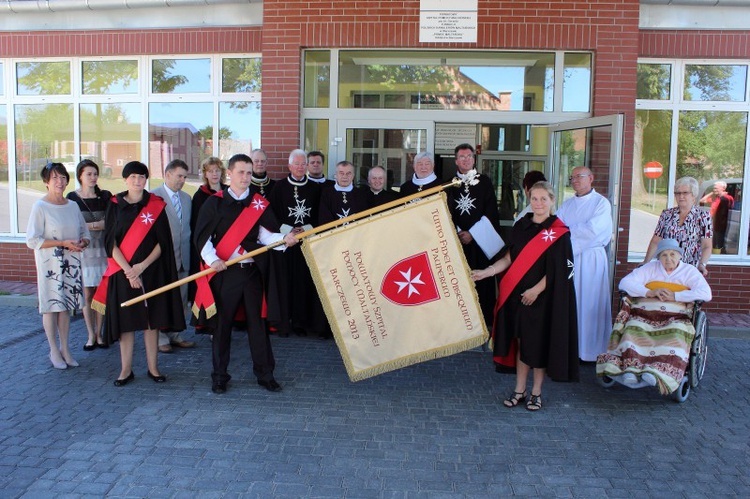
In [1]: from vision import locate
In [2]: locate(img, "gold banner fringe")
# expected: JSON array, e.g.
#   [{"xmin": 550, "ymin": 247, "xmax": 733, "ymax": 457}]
[
  {"xmin": 90, "ymin": 300, "xmax": 106, "ymax": 316},
  {"xmin": 302, "ymin": 193, "xmax": 489, "ymax": 382}
]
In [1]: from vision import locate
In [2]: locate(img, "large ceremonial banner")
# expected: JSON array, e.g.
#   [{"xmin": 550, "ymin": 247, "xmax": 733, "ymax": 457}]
[{"xmin": 302, "ymin": 193, "xmax": 488, "ymax": 381}]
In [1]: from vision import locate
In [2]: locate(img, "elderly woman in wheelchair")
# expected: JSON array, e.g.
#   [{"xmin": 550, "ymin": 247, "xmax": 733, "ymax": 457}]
[{"xmin": 596, "ymin": 239, "xmax": 711, "ymax": 399}]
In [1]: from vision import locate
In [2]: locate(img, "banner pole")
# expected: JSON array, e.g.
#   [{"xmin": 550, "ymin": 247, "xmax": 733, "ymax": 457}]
[{"xmin": 121, "ymin": 177, "xmax": 463, "ymax": 308}]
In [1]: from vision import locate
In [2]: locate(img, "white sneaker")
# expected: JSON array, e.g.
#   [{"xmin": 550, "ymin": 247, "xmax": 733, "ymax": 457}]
[
  {"xmin": 621, "ymin": 372, "xmax": 638, "ymax": 384},
  {"xmin": 641, "ymin": 372, "xmax": 657, "ymax": 386}
]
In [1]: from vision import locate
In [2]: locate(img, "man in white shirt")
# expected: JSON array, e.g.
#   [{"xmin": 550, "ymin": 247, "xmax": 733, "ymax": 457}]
[{"xmin": 193, "ymin": 154, "xmax": 298, "ymax": 394}]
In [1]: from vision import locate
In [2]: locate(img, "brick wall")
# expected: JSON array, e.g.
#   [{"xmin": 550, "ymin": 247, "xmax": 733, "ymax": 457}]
[
  {"xmin": 0, "ymin": 28, "xmax": 262, "ymax": 57},
  {"xmin": 262, "ymin": 0, "xmax": 639, "ymax": 180},
  {"xmin": 0, "ymin": 243, "xmax": 36, "ymax": 282}
]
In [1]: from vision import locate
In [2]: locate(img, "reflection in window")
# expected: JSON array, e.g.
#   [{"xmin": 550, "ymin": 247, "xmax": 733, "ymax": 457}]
[
  {"xmin": 304, "ymin": 120, "xmax": 329, "ymax": 165},
  {"xmin": 218, "ymin": 102, "xmax": 260, "ymax": 160},
  {"xmin": 563, "ymin": 53, "xmax": 591, "ymax": 112},
  {"xmin": 0, "ymin": 105, "xmax": 8, "ymax": 232},
  {"xmin": 628, "ymin": 109, "xmax": 673, "ymax": 254},
  {"xmin": 80, "ymin": 103, "xmax": 142, "ymax": 193},
  {"xmin": 303, "ymin": 51, "xmax": 331, "ymax": 108},
  {"xmin": 481, "ymin": 125, "xmax": 531, "ymax": 152},
  {"xmin": 17, "ymin": 62, "xmax": 71, "ymax": 96},
  {"xmin": 338, "ymin": 50, "xmax": 555, "ymax": 111},
  {"xmin": 684, "ymin": 65, "xmax": 748, "ymax": 102},
  {"xmin": 152, "ymin": 59, "xmax": 211, "ymax": 94},
  {"xmin": 678, "ymin": 110, "xmax": 747, "ymax": 255},
  {"xmin": 149, "ymin": 103, "xmax": 212, "ymax": 181},
  {"xmin": 222, "ymin": 58, "xmax": 261, "ymax": 93},
  {"xmin": 82, "ymin": 60, "xmax": 138, "ymax": 94},
  {"xmin": 346, "ymin": 128, "xmax": 426, "ymax": 189},
  {"xmin": 637, "ymin": 63, "xmax": 672, "ymax": 100},
  {"xmin": 15, "ymin": 103, "xmax": 74, "ymax": 230}
]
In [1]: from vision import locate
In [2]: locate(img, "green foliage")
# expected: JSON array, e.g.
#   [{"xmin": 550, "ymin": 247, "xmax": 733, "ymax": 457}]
[{"xmin": 152, "ymin": 60, "xmax": 188, "ymax": 93}]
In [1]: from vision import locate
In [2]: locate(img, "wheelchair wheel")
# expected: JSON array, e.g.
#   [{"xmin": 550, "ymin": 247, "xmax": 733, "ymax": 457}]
[
  {"xmin": 689, "ymin": 310, "xmax": 709, "ymax": 389},
  {"xmin": 597, "ymin": 375, "xmax": 616, "ymax": 388},
  {"xmin": 673, "ymin": 376, "xmax": 690, "ymax": 403}
]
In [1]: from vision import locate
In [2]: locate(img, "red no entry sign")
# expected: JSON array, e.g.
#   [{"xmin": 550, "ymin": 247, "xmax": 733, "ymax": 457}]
[{"xmin": 644, "ymin": 161, "xmax": 663, "ymax": 179}]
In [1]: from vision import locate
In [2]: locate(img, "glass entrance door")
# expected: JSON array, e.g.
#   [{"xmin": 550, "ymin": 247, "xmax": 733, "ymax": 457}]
[
  {"xmin": 478, "ymin": 156, "xmax": 545, "ymax": 242},
  {"xmin": 336, "ymin": 121, "xmax": 432, "ymax": 190},
  {"xmin": 547, "ymin": 114, "xmax": 625, "ymax": 281}
]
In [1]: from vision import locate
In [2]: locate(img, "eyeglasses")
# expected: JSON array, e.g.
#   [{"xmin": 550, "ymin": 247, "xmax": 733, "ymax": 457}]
[
  {"xmin": 568, "ymin": 173, "xmax": 590, "ymax": 181},
  {"xmin": 456, "ymin": 155, "xmax": 474, "ymax": 160},
  {"xmin": 674, "ymin": 191, "xmax": 693, "ymax": 196}
]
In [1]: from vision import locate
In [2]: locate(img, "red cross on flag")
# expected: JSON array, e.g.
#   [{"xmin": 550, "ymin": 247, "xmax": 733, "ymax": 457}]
[{"xmin": 302, "ymin": 193, "xmax": 488, "ymax": 381}]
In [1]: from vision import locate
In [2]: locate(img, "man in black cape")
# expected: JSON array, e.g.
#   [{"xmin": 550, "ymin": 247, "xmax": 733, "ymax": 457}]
[
  {"xmin": 319, "ymin": 160, "xmax": 367, "ymax": 225},
  {"xmin": 447, "ymin": 143, "xmax": 504, "ymax": 329},
  {"xmin": 194, "ymin": 153, "xmax": 298, "ymax": 394},
  {"xmin": 267, "ymin": 149, "xmax": 326, "ymax": 337}
]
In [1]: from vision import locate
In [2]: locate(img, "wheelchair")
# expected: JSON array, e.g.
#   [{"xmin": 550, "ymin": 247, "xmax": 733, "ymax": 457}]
[{"xmin": 597, "ymin": 293, "xmax": 709, "ymax": 403}]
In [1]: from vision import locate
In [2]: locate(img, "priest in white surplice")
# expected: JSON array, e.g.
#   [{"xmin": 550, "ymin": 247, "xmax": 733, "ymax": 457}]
[{"xmin": 556, "ymin": 167, "xmax": 612, "ymax": 361}]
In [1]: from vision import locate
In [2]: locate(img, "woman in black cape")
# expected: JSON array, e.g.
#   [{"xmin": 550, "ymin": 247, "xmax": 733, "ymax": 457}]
[
  {"xmin": 472, "ymin": 181, "xmax": 578, "ymax": 411},
  {"xmin": 100, "ymin": 161, "xmax": 186, "ymax": 386}
]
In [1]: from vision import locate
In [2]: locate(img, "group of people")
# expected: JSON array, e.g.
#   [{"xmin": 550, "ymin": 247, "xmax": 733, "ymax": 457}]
[{"xmin": 26, "ymin": 150, "xmax": 712, "ymax": 405}]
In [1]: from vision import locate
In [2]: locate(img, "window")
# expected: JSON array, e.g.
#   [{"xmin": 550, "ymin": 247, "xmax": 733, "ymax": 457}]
[
  {"xmin": 222, "ymin": 58, "xmax": 261, "ymax": 93},
  {"xmin": 303, "ymin": 51, "xmax": 330, "ymax": 108},
  {"xmin": 336, "ymin": 50, "xmax": 555, "ymax": 111},
  {"xmin": 82, "ymin": 60, "xmax": 138, "ymax": 94},
  {"xmin": 17, "ymin": 61, "xmax": 71, "ymax": 95},
  {"xmin": 637, "ymin": 63, "xmax": 672, "ymax": 100},
  {"xmin": 684, "ymin": 65, "xmax": 747, "ymax": 102},
  {"xmin": 152, "ymin": 58, "xmax": 211, "ymax": 94},
  {"xmin": 14, "ymin": 103, "xmax": 75, "ymax": 229},
  {"xmin": 0, "ymin": 105, "xmax": 8, "ymax": 233},
  {"xmin": 563, "ymin": 53, "xmax": 592, "ymax": 112},
  {"xmin": 633, "ymin": 60, "xmax": 750, "ymax": 261},
  {"xmin": 0, "ymin": 54, "xmax": 262, "ymax": 236}
]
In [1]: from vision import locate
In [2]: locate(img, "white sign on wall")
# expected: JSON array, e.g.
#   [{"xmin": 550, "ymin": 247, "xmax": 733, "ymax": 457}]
[
  {"xmin": 435, "ymin": 124, "xmax": 477, "ymax": 151},
  {"xmin": 420, "ymin": 0, "xmax": 478, "ymax": 43}
]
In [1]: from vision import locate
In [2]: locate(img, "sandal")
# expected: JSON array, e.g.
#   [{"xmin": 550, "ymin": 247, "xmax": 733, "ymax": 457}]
[
  {"xmin": 503, "ymin": 390, "xmax": 527, "ymax": 408},
  {"xmin": 526, "ymin": 393, "xmax": 542, "ymax": 411}
]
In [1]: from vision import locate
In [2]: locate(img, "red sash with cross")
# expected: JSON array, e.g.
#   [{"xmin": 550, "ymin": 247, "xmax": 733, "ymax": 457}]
[
  {"xmin": 192, "ymin": 192, "xmax": 269, "ymax": 319},
  {"xmin": 91, "ymin": 194, "xmax": 166, "ymax": 314},
  {"xmin": 492, "ymin": 218, "xmax": 569, "ymax": 367}
]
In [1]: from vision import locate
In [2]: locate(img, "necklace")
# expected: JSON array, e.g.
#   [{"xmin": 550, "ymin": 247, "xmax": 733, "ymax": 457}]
[
  {"xmin": 288, "ymin": 175, "xmax": 308, "ymax": 200},
  {"xmin": 251, "ymin": 175, "xmax": 271, "ymax": 196}
]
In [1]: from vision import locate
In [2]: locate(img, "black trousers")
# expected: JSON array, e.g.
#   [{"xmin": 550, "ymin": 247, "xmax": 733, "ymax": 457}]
[{"xmin": 210, "ymin": 264, "xmax": 275, "ymax": 384}]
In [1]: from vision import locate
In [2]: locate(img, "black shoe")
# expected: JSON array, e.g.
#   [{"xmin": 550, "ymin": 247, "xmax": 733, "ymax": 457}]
[
  {"xmin": 147, "ymin": 371, "xmax": 167, "ymax": 383},
  {"xmin": 257, "ymin": 379, "xmax": 282, "ymax": 392},
  {"xmin": 212, "ymin": 382, "xmax": 227, "ymax": 394},
  {"xmin": 114, "ymin": 372, "xmax": 134, "ymax": 387},
  {"xmin": 83, "ymin": 343, "xmax": 97, "ymax": 351},
  {"xmin": 96, "ymin": 342, "xmax": 109, "ymax": 349}
]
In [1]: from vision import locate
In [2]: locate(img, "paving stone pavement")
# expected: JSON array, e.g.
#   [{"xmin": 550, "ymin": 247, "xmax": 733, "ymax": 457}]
[{"xmin": 0, "ymin": 305, "xmax": 748, "ymax": 498}]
